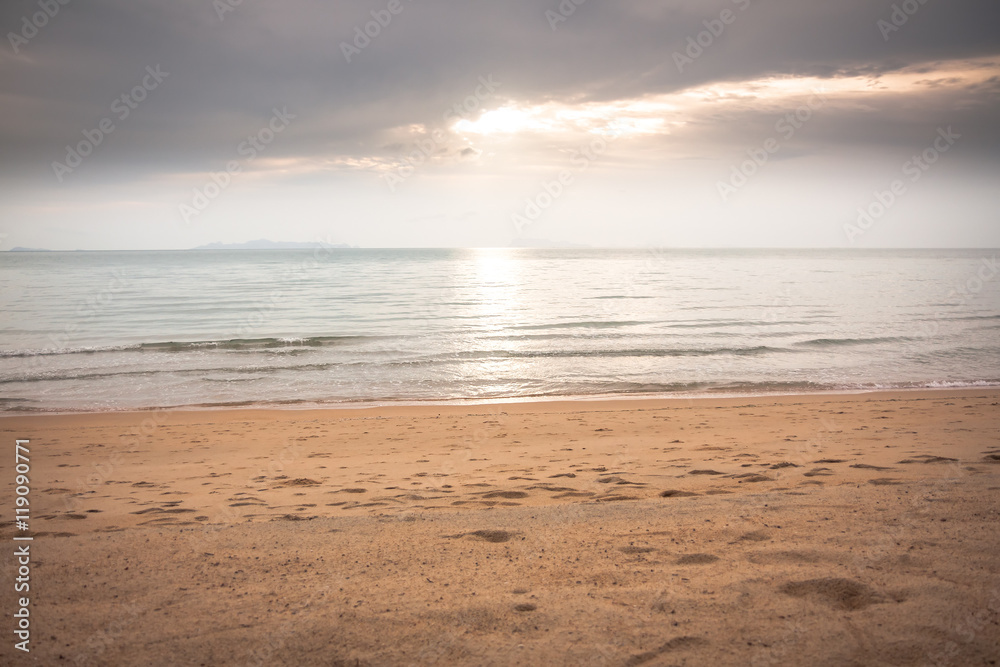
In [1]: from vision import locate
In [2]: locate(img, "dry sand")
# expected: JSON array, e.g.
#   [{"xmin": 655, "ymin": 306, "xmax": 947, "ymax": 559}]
[{"xmin": 2, "ymin": 389, "xmax": 999, "ymax": 666}]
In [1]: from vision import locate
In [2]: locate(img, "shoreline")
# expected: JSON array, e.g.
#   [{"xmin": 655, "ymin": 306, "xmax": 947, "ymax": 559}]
[{"xmin": 2, "ymin": 384, "xmax": 998, "ymax": 418}]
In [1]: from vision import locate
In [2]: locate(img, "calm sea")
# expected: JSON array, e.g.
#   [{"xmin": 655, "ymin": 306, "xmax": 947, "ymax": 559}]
[{"xmin": 1, "ymin": 248, "xmax": 998, "ymax": 412}]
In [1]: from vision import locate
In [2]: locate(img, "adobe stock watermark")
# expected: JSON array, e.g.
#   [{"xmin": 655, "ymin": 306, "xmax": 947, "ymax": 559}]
[
  {"xmin": 545, "ymin": 0, "xmax": 588, "ymax": 31},
  {"xmin": 919, "ymin": 255, "xmax": 997, "ymax": 338},
  {"xmin": 383, "ymin": 75, "xmax": 501, "ymax": 192},
  {"xmin": 47, "ymin": 269, "xmax": 131, "ymax": 350},
  {"xmin": 62, "ymin": 409, "xmax": 170, "ymax": 513},
  {"xmin": 234, "ymin": 236, "xmax": 344, "ymax": 337},
  {"xmin": 178, "ymin": 107, "xmax": 295, "ymax": 224},
  {"xmin": 212, "ymin": 0, "xmax": 243, "ymax": 21},
  {"xmin": 8, "ymin": 267, "xmax": 130, "ymax": 378},
  {"xmin": 340, "ymin": 0, "xmax": 414, "ymax": 63},
  {"xmin": 673, "ymin": 0, "xmax": 751, "ymax": 73},
  {"xmin": 844, "ymin": 126, "xmax": 959, "ymax": 243},
  {"xmin": 511, "ymin": 123, "xmax": 623, "ymax": 236},
  {"xmin": 944, "ymin": 257, "xmax": 998, "ymax": 308},
  {"xmin": 926, "ymin": 588, "xmax": 1000, "ymax": 667},
  {"xmin": 51, "ymin": 65, "xmax": 169, "ymax": 182},
  {"xmin": 71, "ymin": 602, "xmax": 146, "ymax": 666},
  {"xmin": 877, "ymin": 0, "xmax": 932, "ymax": 41},
  {"xmin": 7, "ymin": 0, "xmax": 72, "ymax": 55},
  {"xmin": 717, "ymin": 90, "xmax": 827, "ymax": 202}
]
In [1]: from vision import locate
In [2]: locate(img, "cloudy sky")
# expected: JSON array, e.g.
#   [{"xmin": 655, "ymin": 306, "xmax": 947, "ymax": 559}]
[{"xmin": 1, "ymin": 0, "xmax": 998, "ymax": 250}]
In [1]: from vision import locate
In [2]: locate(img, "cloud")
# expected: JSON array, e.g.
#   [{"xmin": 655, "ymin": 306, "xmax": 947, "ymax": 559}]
[
  {"xmin": 0, "ymin": 0, "xmax": 998, "ymax": 248},
  {"xmin": 2, "ymin": 0, "xmax": 999, "ymax": 171}
]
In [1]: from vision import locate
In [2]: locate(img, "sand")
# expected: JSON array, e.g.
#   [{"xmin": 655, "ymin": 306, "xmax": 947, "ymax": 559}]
[{"xmin": 1, "ymin": 389, "xmax": 999, "ymax": 665}]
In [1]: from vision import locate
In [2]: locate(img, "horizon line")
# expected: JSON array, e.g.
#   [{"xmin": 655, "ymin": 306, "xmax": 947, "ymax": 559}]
[{"xmin": 4, "ymin": 246, "xmax": 1000, "ymax": 253}]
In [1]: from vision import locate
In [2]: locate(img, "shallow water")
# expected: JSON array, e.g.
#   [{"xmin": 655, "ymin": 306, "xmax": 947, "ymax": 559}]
[{"xmin": 1, "ymin": 248, "xmax": 997, "ymax": 411}]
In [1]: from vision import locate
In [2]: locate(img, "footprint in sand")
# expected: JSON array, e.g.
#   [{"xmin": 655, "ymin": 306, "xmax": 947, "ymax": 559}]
[
  {"xmin": 780, "ymin": 578, "xmax": 892, "ymax": 611},
  {"xmin": 688, "ymin": 470, "xmax": 724, "ymax": 476},
  {"xmin": 626, "ymin": 637, "xmax": 708, "ymax": 665},
  {"xmin": 482, "ymin": 491, "xmax": 529, "ymax": 499},
  {"xmin": 453, "ymin": 530, "xmax": 516, "ymax": 543},
  {"xmin": 659, "ymin": 490, "xmax": 699, "ymax": 498},
  {"xmin": 595, "ymin": 494, "xmax": 640, "ymax": 502},
  {"xmin": 733, "ymin": 474, "xmax": 773, "ymax": 483},
  {"xmin": 749, "ymin": 550, "xmax": 824, "ymax": 565},
  {"xmin": 525, "ymin": 485, "xmax": 575, "ymax": 493},
  {"xmin": 619, "ymin": 546, "xmax": 655, "ymax": 554},
  {"xmin": 675, "ymin": 553, "xmax": 719, "ymax": 565},
  {"xmin": 897, "ymin": 455, "xmax": 958, "ymax": 464},
  {"xmin": 597, "ymin": 476, "xmax": 645, "ymax": 486},
  {"xmin": 277, "ymin": 478, "xmax": 323, "ymax": 487},
  {"xmin": 734, "ymin": 530, "xmax": 771, "ymax": 543}
]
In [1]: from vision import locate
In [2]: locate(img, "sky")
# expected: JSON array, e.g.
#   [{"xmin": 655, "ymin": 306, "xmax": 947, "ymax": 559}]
[{"xmin": 1, "ymin": 0, "xmax": 998, "ymax": 250}]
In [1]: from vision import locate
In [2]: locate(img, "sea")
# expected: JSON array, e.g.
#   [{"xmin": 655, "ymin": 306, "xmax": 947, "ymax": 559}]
[{"xmin": 1, "ymin": 248, "xmax": 998, "ymax": 412}]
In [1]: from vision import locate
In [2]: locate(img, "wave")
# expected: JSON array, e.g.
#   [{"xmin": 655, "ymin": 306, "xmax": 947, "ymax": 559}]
[
  {"xmin": 0, "ymin": 362, "xmax": 339, "ymax": 385},
  {"xmin": 0, "ymin": 345, "xmax": 790, "ymax": 386},
  {"xmin": 509, "ymin": 320, "xmax": 651, "ymax": 331},
  {"xmin": 664, "ymin": 320, "xmax": 811, "ymax": 329},
  {"xmin": 461, "ymin": 346, "xmax": 783, "ymax": 359},
  {"xmin": 948, "ymin": 314, "xmax": 1000, "ymax": 321},
  {"xmin": 0, "ymin": 343, "xmax": 143, "ymax": 358},
  {"xmin": 794, "ymin": 336, "xmax": 913, "ymax": 348},
  {"xmin": 0, "ymin": 335, "xmax": 373, "ymax": 358},
  {"xmin": 587, "ymin": 295, "xmax": 655, "ymax": 300}
]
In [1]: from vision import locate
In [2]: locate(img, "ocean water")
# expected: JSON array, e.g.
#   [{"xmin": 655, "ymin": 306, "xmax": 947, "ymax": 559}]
[{"xmin": 0, "ymin": 248, "xmax": 998, "ymax": 412}]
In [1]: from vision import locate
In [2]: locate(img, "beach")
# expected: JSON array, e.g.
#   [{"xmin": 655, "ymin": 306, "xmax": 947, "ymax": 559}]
[
  {"xmin": 5, "ymin": 0, "xmax": 1000, "ymax": 664},
  {"xmin": 2, "ymin": 388, "xmax": 998, "ymax": 665}
]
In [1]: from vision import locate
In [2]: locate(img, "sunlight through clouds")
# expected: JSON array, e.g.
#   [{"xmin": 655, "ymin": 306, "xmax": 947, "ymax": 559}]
[{"xmin": 450, "ymin": 57, "xmax": 1000, "ymax": 143}]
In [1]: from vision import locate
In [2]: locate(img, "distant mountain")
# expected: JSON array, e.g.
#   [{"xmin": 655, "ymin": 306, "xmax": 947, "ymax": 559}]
[
  {"xmin": 9, "ymin": 246, "xmax": 51, "ymax": 252},
  {"xmin": 192, "ymin": 239, "xmax": 352, "ymax": 250}
]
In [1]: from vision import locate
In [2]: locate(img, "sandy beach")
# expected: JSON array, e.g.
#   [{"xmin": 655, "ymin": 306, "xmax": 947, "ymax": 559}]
[{"xmin": 2, "ymin": 388, "xmax": 999, "ymax": 665}]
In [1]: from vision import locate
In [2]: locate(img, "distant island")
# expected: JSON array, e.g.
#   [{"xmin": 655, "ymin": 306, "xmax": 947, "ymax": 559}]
[
  {"xmin": 192, "ymin": 239, "xmax": 353, "ymax": 250},
  {"xmin": 9, "ymin": 246, "xmax": 51, "ymax": 252}
]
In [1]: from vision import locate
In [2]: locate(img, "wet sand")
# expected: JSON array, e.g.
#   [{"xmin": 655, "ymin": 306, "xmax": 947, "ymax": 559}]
[{"xmin": 2, "ymin": 389, "xmax": 999, "ymax": 665}]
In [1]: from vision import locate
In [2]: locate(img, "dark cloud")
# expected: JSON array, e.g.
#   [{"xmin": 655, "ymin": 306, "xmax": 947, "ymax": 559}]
[{"xmin": 1, "ymin": 0, "xmax": 998, "ymax": 176}]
